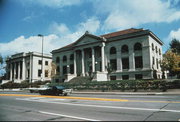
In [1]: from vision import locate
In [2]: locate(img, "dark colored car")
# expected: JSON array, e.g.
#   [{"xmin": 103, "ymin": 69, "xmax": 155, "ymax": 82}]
[{"xmin": 38, "ymin": 85, "xmax": 72, "ymax": 96}]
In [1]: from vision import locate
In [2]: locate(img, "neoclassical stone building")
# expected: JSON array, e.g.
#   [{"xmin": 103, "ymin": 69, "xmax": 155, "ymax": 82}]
[
  {"xmin": 52, "ymin": 28, "xmax": 163, "ymax": 82},
  {"xmin": 6, "ymin": 52, "xmax": 52, "ymax": 83}
]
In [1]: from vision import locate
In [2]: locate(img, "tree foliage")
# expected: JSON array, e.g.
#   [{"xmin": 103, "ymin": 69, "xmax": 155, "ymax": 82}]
[
  {"xmin": 170, "ymin": 38, "xmax": 180, "ymax": 54},
  {"xmin": 160, "ymin": 50, "xmax": 180, "ymax": 77},
  {"xmin": 50, "ymin": 61, "xmax": 57, "ymax": 78},
  {"xmin": 0, "ymin": 54, "xmax": 3, "ymax": 64}
]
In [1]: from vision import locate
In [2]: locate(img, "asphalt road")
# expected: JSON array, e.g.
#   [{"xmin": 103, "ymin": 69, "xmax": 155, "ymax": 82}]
[{"xmin": 0, "ymin": 92, "xmax": 180, "ymax": 121}]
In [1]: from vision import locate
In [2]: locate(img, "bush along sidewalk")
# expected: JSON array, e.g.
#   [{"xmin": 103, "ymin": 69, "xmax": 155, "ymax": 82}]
[
  {"xmin": 0, "ymin": 80, "xmax": 51, "ymax": 89},
  {"xmin": 1, "ymin": 79, "xmax": 179, "ymax": 92},
  {"xmin": 49, "ymin": 79, "xmax": 180, "ymax": 92}
]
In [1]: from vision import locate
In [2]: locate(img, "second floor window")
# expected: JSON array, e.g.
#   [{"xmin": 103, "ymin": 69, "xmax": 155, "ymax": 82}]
[
  {"xmin": 38, "ymin": 60, "xmax": 42, "ymax": 65},
  {"xmin": 45, "ymin": 61, "xmax": 48, "ymax": 65}
]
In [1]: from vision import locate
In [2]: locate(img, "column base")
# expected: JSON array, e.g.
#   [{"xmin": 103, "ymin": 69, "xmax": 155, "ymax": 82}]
[
  {"xmin": 92, "ymin": 72, "xmax": 108, "ymax": 81},
  {"xmin": 64, "ymin": 74, "xmax": 77, "ymax": 82}
]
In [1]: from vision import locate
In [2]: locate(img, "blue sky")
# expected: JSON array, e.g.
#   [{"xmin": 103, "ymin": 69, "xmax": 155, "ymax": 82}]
[{"xmin": 0, "ymin": 0, "xmax": 180, "ymax": 57}]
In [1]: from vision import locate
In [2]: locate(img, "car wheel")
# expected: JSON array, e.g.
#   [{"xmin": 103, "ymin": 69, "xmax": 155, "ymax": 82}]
[
  {"xmin": 63, "ymin": 93, "xmax": 67, "ymax": 96},
  {"xmin": 39, "ymin": 91, "xmax": 44, "ymax": 95}
]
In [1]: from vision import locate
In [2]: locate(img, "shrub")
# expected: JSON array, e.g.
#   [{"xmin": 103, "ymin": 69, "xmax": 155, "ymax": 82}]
[{"xmin": 48, "ymin": 79, "xmax": 180, "ymax": 92}]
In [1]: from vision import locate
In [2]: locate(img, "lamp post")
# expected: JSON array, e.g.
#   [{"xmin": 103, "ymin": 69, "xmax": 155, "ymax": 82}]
[{"xmin": 38, "ymin": 34, "xmax": 44, "ymax": 81}]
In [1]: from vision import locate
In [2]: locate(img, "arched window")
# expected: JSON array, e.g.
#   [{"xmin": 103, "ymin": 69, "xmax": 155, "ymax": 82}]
[
  {"xmin": 110, "ymin": 47, "xmax": 116, "ymax": 55},
  {"xmin": 56, "ymin": 57, "xmax": 60, "ymax": 63},
  {"xmin": 63, "ymin": 56, "xmax": 67, "ymax": 62},
  {"xmin": 134, "ymin": 43, "xmax": 142, "ymax": 51},
  {"xmin": 152, "ymin": 43, "xmax": 154, "ymax": 51},
  {"xmin": 121, "ymin": 45, "xmax": 129, "ymax": 53},
  {"xmin": 70, "ymin": 54, "xmax": 74, "ymax": 61}
]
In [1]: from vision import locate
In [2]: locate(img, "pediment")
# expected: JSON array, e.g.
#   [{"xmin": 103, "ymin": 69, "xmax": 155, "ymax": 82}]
[{"xmin": 74, "ymin": 34, "xmax": 102, "ymax": 46}]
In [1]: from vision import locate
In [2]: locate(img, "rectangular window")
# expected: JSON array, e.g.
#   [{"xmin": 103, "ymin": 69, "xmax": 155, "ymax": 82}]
[
  {"xmin": 122, "ymin": 58, "xmax": 129, "ymax": 69},
  {"xmin": 122, "ymin": 75, "xmax": 129, "ymax": 80},
  {"xmin": 45, "ymin": 61, "xmax": 48, "ymax": 65},
  {"xmin": 55, "ymin": 79, "xmax": 59, "ymax": 83},
  {"xmin": 110, "ymin": 76, "xmax": 116, "ymax": 80},
  {"xmin": 63, "ymin": 66, "xmax": 67, "ymax": 75},
  {"xmin": 27, "ymin": 69, "xmax": 29, "ymax": 79},
  {"xmin": 152, "ymin": 57, "xmax": 155, "ymax": 65},
  {"xmin": 156, "ymin": 59, "xmax": 159, "ymax": 69},
  {"xmin": 38, "ymin": 69, "xmax": 42, "ymax": 77},
  {"xmin": 135, "ymin": 74, "xmax": 143, "ymax": 79},
  {"xmin": 70, "ymin": 64, "xmax": 74, "ymax": 74},
  {"xmin": 45, "ymin": 70, "xmax": 48, "ymax": 77},
  {"xmin": 38, "ymin": 60, "xmax": 42, "ymax": 65},
  {"xmin": 110, "ymin": 59, "xmax": 117, "ymax": 71},
  {"xmin": 135, "ymin": 56, "xmax": 143, "ymax": 68}
]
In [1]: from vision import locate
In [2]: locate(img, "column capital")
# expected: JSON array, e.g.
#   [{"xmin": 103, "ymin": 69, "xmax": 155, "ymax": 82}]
[{"xmin": 101, "ymin": 42, "xmax": 105, "ymax": 47}]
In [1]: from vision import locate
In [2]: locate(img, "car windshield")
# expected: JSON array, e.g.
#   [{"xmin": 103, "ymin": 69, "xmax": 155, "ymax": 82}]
[
  {"xmin": 55, "ymin": 86, "xmax": 65, "ymax": 90},
  {"xmin": 40, "ymin": 85, "xmax": 49, "ymax": 88}
]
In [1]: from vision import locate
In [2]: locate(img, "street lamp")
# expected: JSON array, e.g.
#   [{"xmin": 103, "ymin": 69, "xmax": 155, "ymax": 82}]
[{"xmin": 38, "ymin": 34, "xmax": 44, "ymax": 81}]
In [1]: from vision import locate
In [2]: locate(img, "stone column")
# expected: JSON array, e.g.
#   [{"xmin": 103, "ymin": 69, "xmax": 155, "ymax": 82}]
[
  {"xmin": 101, "ymin": 43, "xmax": 105, "ymax": 72},
  {"xmin": 10, "ymin": 63, "xmax": 12, "ymax": 81},
  {"xmin": 129, "ymin": 48, "xmax": 135, "ymax": 71},
  {"xmin": 81, "ymin": 49, "xmax": 85, "ymax": 76},
  {"xmin": 29, "ymin": 54, "xmax": 32, "ymax": 83},
  {"xmin": 14, "ymin": 62, "xmax": 17, "ymax": 80},
  {"xmin": 142, "ymin": 45, "xmax": 151, "ymax": 70},
  {"xmin": 92, "ymin": 47, "xmax": 95, "ymax": 72},
  {"xmin": 22, "ymin": 58, "xmax": 26, "ymax": 80},
  {"xmin": 18, "ymin": 62, "xmax": 20, "ymax": 80},
  {"xmin": 74, "ymin": 51, "xmax": 77, "ymax": 75},
  {"xmin": 117, "ymin": 48, "xmax": 122, "ymax": 71}
]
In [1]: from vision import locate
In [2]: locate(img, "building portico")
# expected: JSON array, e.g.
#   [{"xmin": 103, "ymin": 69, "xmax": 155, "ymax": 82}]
[
  {"xmin": 6, "ymin": 52, "xmax": 52, "ymax": 83},
  {"xmin": 52, "ymin": 28, "xmax": 163, "ymax": 82}
]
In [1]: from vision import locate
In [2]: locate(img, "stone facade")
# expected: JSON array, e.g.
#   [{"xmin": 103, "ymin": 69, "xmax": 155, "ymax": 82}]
[
  {"xmin": 5, "ymin": 52, "xmax": 52, "ymax": 83},
  {"xmin": 51, "ymin": 28, "xmax": 163, "ymax": 82}
]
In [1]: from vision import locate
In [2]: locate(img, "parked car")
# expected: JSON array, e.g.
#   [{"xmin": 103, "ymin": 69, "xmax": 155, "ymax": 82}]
[
  {"xmin": 38, "ymin": 85, "xmax": 73, "ymax": 96},
  {"xmin": 28, "ymin": 85, "xmax": 49, "ymax": 93}
]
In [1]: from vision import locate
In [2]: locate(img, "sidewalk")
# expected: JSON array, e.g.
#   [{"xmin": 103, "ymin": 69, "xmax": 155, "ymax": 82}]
[
  {"xmin": 72, "ymin": 89, "xmax": 180, "ymax": 95},
  {"xmin": 1, "ymin": 88, "xmax": 180, "ymax": 95}
]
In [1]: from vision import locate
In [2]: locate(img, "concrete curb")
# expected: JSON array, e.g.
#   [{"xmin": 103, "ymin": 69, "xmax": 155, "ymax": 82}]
[
  {"xmin": 1, "ymin": 89, "xmax": 180, "ymax": 95},
  {"xmin": 72, "ymin": 91, "xmax": 180, "ymax": 95}
]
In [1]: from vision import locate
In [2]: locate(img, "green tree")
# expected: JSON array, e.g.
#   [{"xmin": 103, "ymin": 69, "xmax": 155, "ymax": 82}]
[
  {"xmin": 49, "ymin": 61, "xmax": 57, "ymax": 82},
  {"xmin": 170, "ymin": 38, "xmax": 180, "ymax": 54},
  {"xmin": 0, "ymin": 54, "xmax": 3, "ymax": 64},
  {"xmin": 160, "ymin": 50, "xmax": 179, "ymax": 78}
]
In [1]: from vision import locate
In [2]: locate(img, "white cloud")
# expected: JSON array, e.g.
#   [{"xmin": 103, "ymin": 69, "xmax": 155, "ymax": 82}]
[
  {"xmin": 49, "ymin": 17, "xmax": 100, "ymax": 44},
  {"xmin": 168, "ymin": 28, "xmax": 180, "ymax": 40},
  {"xmin": 21, "ymin": 0, "xmax": 82, "ymax": 8},
  {"xmin": 0, "ymin": 34, "xmax": 60, "ymax": 57},
  {"xmin": 162, "ymin": 28, "xmax": 180, "ymax": 53},
  {"xmin": 49, "ymin": 22, "xmax": 70, "ymax": 35},
  {"xmin": 76, "ymin": 17, "xmax": 100, "ymax": 34},
  {"xmin": 0, "ymin": 17, "xmax": 100, "ymax": 57},
  {"xmin": 92, "ymin": 0, "xmax": 180, "ymax": 31}
]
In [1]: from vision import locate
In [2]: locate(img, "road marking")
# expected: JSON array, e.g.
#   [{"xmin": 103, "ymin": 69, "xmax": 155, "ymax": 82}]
[
  {"xmin": 0, "ymin": 94, "xmax": 128, "ymax": 102},
  {"xmin": 17, "ymin": 98, "xmax": 180, "ymax": 113},
  {"xmin": 38, "ymin": 111, "xmax": 101, "ymax": 121},
  {"xmin": 1, "ymin": 93, "xmax": 180, "ymax": 103}
]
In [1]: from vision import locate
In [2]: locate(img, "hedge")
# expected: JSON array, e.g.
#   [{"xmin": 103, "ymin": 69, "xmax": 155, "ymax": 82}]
[
  {"xmin": 48, "ymin": 79, "xmax": 178, "ymax": 92},
  {"xmin": 0, "ymin": 80, "xmax": 51, "ymax": 89},
  {"xmin": 1, "ymin": 79, "xmax": 180, "ymax": 92}
]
